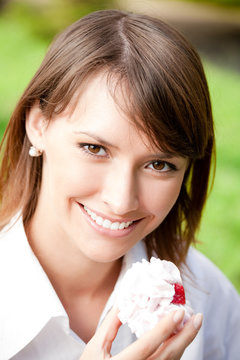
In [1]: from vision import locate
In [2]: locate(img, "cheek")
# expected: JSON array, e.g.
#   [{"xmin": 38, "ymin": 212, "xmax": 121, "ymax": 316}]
[
  {"xmin": 142, "ymin": 178, "xmax": 183, "ymax": 218},
  {"xmin": 43, "ymin": 152, "xmax": 104, "ymax": 198}
]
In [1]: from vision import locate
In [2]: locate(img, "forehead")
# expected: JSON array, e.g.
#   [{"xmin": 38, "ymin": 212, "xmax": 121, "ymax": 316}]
[
  {"xmin": 65, "ymin": 75, "xmax": 140, "ymax": 140},
  {"xmin": 53, "ymin": 70, "xmax": 183, "ymax": 158},
  {"xmin": 48, "ymin": 73, "xmax": 162, "ymax": 155}
]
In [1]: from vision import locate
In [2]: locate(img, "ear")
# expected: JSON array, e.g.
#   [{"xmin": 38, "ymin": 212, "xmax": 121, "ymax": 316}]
[{"xmin": 25, "ymin": 103, "xmax": 47, "ymax": 151}]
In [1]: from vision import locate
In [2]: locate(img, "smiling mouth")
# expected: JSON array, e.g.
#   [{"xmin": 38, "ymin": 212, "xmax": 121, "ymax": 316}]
[{"xmin": 83, "ymin": 205, "xmax": 135, "ymax": 231}]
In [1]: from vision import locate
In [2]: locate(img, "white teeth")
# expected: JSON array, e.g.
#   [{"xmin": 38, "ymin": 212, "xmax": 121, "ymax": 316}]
[
  {"xmin": 85, "ymin": 207, "xmax": 91, "ymax": 215},
  {"xmin": 83, "ymin": 206, "xmax": 133, "ymax": 230},
  {"xmin": 119, "ymin": 222, "xmax": 125, "ymax": 230},
  {"xmin": 92, "ymin": 213, "xmax": 97, "ymax": 221},
  {"xmin": 102, "ymin": 219, "xmax": 111, "ymax": 229},
  {"xmin": 96, "ymin": 216, "xmax": 103, "ymax": 226},
  {"xmin": 110, "ymin": 222, "xmax": 120, "ymax": 230}
]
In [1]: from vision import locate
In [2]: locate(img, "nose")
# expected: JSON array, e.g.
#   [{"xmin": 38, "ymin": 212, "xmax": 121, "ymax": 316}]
[{"xmin": 101, "ymin": 164, "xmax": 139, "ymax": 216}]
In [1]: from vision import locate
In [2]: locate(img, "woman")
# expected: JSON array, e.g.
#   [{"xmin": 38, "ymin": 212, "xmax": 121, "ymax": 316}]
[{"xmin": 0, "ymin": 9, "xmax": 239, "ymax": 360}]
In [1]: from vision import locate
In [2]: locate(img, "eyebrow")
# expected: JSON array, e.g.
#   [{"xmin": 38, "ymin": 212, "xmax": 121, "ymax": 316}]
[
  {"xmin": 73, "ymin": 130, "xmax": 180, "ymax": 159},
  {"xmin": 72, "ymin": 131, "xmax": 119, "ymax": 149}
]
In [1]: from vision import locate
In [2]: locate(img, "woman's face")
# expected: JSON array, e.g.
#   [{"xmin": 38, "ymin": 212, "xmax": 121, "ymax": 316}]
[{"xmin": 33, "ymin": 73, "xmax": 188, "ymax": 263}]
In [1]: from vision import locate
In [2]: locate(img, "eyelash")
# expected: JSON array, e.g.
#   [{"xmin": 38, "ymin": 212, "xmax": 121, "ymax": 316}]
[
  {"xmin": 78, "ymin": 143, "xmax": 108, "ymax": 158},
  {"xmin": 146, "ymin": 161, "xmax": 177, "ymax": 173},
  {"xmin": 78, "ymin": 143, "xmax": 178, "ymax": 173}
]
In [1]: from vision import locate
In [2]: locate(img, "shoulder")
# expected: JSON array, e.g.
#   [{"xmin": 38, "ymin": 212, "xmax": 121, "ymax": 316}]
[
  {"xmin": 0, "ymin": 214, "xmax": 24, "ymax": 257},
  {"xmin": 185, "ymin": 246, "xmax": 240, "ymax": 313},
  {"xmin": 185, "ymin": 247, "xmax": 240, "ymax": 359},
  {"xmin": 186, "ymin": 247, "xmax": 237, "ymax": 292},
  {"xmin": 0, "ymin": 213, "xmax": 22, "ymax": 238}
]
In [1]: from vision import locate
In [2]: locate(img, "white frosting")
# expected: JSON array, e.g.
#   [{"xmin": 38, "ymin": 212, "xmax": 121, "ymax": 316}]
[{"xmin": 117, "ymin": 257, "xmax": 193, "ymax": 338}]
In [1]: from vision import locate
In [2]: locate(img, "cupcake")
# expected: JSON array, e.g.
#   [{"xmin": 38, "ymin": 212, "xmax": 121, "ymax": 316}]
[{"xmin": 117, "ymin": 257, "xmax": 193, "ymax": 338}]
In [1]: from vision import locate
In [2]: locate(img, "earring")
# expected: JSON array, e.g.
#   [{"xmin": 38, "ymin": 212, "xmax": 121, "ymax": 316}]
[{"xmin": 29, "ymin": 146, "xmax": 42, "ymax": 157}]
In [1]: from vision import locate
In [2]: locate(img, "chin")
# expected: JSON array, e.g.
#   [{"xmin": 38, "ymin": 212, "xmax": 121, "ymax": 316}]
[{"xmin": 83, "ymin": 245, "xmax": 128, "ymax": 264}]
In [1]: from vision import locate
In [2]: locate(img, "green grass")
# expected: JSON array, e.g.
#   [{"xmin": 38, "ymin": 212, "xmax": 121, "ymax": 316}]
[{"xmin": 0, "ymin": 12, "xmax": 240, "ymax": 292}]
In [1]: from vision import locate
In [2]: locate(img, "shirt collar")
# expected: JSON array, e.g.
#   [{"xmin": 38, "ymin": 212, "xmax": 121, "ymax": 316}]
[{"xmin": 0, "ymin": 216, "xmax": 68, "ymax": 358}]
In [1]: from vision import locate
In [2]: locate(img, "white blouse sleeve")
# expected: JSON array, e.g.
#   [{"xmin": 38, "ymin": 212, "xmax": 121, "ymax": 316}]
[{"xmin": 184, "ymin": 248, "xmax": 240, "ymax": 360}]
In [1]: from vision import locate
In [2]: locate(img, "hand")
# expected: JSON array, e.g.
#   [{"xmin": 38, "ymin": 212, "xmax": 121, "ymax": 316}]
[{"xmin": 80, "ymin": 306, "xmax": 203, "ymax": 360}]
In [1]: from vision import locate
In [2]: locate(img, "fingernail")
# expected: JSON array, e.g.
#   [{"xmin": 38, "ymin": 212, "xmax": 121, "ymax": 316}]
[
  {"xmin": 173, "ymin": 309, "xmax": 184, "ymax": 323},
  {"xmin": 193, "ymin": 313, "xmax": 203, "ymax": 330}
]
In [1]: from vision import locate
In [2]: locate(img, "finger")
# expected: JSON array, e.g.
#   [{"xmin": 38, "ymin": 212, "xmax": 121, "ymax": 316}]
[
  {"xmin": 95, "ymin": 305, "xmax": 122, "ymax": 354},
  {"xmin": 150, "ymin": 313, "xmax": 203, "ymax": 360},
  {"xmin": 113, "ymin": 309, "xmax": 185, "ymax": 360}
]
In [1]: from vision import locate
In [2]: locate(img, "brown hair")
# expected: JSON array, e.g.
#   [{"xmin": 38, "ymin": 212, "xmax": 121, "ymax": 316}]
[{"xmin": 0, "ymin": 9, "xmax": 215, "ymax": 266}]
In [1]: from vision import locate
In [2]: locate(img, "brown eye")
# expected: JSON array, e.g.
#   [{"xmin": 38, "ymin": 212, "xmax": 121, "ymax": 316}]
[
  {"xmin": 147, "ymin": 160, "xmax": 176, "ymax": 173},
  {"xmin": 88, "ymin": 145, "xmax": 101, "ymax": 154},
  {"xmin": 152, "ymin": 161, "xmax": 165, "ymax": 170},
  {"xmin": 81, "ymin": 143, "xmax": 107, "ymax": 157}
]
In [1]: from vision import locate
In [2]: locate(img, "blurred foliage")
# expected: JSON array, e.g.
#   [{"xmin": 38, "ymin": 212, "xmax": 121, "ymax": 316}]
[
  {"xmin": 197, "ymin": 62, "xmax": 240, "ymax": 292},
  {"xmin": 0, "ymin": 0, "xmax": 114, "ymax": 128},
  {"xmin": 177, "ymin": 0, "xmax": 240, "ymax": 7},
  {"xmin": 0, "ymin": 0, "xmax": 113, "ymax": 41},
  {"xmin": 0, "ymin": 8, "xmax": 46, "ymax": 128}
]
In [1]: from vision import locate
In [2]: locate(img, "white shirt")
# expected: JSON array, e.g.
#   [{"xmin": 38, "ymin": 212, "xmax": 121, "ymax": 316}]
[{"xmin": 0, "ymin": 217, "xmax": 240, "ymax": 360}]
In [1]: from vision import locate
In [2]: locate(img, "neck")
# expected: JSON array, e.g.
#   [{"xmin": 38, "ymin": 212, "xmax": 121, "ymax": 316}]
[
  {"xmin": 25, "ymin": 205, "xmax": 123, "ymax": 342},
  {"xmin": 25, "ymin": 215, "xmax": 122, "ymax": 300}
]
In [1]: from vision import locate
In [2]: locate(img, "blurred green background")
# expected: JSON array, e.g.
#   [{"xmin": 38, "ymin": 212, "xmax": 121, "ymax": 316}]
[{"xmin": 0, "ymin": 0, "xmax": 240, "ymax": 292}]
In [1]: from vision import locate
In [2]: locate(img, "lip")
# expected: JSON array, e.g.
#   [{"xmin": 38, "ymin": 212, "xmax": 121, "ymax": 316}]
[
  {"xmin": 77, "ymin": 202, "xmax": 142, "ymax": 238},
  {"xmin": 81, "ymin": 203, "xmax": 138, "ymax": 223}
]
